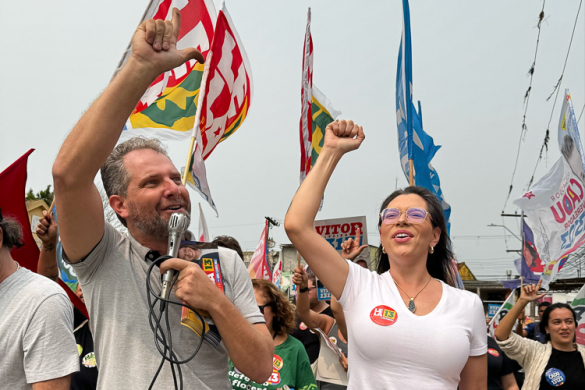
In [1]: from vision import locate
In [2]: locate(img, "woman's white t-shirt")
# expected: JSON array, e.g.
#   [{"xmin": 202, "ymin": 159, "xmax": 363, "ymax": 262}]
[{"xmin": 338, "ymin": 261, "xmax": 487, "ymax": 390}]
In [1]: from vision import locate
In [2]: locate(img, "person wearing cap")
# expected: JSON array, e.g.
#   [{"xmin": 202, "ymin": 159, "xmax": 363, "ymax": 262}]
[
  {"xmin": 522, "ymin": 301, "xmax": 552, "ymax": 343},
  {"xmin": 0, "ymin": 209, "xmax": 79, "ymax": 389}
]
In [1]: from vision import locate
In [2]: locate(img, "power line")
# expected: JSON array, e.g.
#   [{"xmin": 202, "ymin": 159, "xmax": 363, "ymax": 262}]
[
  {"xmin": 503, "ymin": 1, "xmax": 547, "ymax": 210},
  {"xmin": 528, "ymin": 0, "xmax": 583, "ymax": 189}
]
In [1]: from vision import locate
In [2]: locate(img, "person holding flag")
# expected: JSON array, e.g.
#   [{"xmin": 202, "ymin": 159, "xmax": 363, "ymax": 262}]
[
  {"xmin": 495, "ymin": 280, "xmax": 585, "ymax": 389},
  {"xmin": 52, "ymin": 8, "xmax": 272, "ymax": 389},
  {"xmin": 284, "ymin": 120, "xmax": 486, "ymax": 389}
]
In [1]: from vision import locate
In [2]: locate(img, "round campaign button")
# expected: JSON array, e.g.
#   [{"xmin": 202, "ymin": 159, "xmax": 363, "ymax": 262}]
[
  {"xmin": 487, "ymin": 348, "xmax": 500, "ymax": 357},
  {"xmin": 299, "ymin": 322, "xmax": 307, "ymax": 331},
  {"xmin": 545, "ymin": 368, "xmax": 566, "ymax": 387},
  {"xmin": 370, "ymin": 305, "xmax": 398, "ymax": 326},
  {"xmin": 273, "ymin": 354, "xmax": 283, "ymax": 371}
]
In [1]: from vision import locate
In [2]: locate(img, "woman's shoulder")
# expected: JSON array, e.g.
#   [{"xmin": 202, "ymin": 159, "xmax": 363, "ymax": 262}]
[
  {"xmin": 441, "ymin": 280, "xmax": 482, "ymax": 304},
  {"xmin": 281, "ymin": 334, "xmax": 304, "ymax": 349}
]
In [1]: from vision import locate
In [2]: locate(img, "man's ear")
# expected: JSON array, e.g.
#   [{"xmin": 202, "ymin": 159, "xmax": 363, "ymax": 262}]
[
  {"xmin": 0, "ymin": 227, "xmax": 3, "ymax": 250},
  {"xmin": 109, "ymin": 195, "xmax": 129, "ymax": 220}
]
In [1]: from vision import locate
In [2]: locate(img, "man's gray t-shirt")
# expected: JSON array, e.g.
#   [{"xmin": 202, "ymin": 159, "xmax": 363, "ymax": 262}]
[
  {"xmin": 70, "ymin": 223, "xmax": 264, "ymax": 390},
  {"xmin": 0, "ymin": 267, "xmax": 79, "ymax": 389}
]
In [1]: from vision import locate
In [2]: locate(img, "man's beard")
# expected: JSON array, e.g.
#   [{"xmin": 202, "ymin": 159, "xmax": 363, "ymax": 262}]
[{"xmin": 127, "ymin": 200, "xmax": 190, "ymax": 241}]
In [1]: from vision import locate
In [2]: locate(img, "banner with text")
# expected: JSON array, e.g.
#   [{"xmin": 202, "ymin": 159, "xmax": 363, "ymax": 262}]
[{"xmin": 314, "ymin": 216, "xmax": 369, "ymax": 262}]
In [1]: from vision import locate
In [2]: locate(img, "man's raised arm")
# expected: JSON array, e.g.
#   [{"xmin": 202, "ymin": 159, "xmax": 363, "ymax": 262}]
[{"xmin": 52, "ymin": 9, "xmax": 203, "ymax": 262}]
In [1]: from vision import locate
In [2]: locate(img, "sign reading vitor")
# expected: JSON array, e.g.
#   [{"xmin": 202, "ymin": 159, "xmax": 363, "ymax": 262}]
[{"xmin": 314, "ymin": 216, "xmax": 369, "ymax": 259}]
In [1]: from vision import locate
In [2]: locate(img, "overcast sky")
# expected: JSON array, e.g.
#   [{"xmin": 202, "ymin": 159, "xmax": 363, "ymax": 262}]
[{"xmin": 1, "ymin": 0, "xmax": 584, "ymax": 280}]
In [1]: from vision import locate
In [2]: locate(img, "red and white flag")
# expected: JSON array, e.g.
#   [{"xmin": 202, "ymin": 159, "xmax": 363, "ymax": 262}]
[
  {"xmin": 299, "ymin": 7, "xmax": 313, "ymax": 183},
  {"xmin": 248, "ymin": 220, "xmax": 271, "ymax": 281},
  {"xmin": 198, "ymin": 202, "xmax": 210, "ymax": 241},
  {"xmin": 193, "ymin": 1, "xmax": 253, "ymax": 159},
  {"xmin": 272, "ymin": 251, "xmax": 283, "ymax": 288}
]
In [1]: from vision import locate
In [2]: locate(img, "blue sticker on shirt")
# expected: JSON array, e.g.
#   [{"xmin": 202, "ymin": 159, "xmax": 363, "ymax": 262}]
[{"xmin": 545, "ymin": 368, "xmax": 566, "ymax": 387}]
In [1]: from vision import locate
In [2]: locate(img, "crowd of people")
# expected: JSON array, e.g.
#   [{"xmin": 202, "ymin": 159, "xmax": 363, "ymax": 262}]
[{"xmin": 2, "ymin": 9, "xmax": 585, "ymax": 390}]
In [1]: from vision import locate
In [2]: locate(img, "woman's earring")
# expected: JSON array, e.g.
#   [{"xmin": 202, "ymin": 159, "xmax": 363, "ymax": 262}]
[
  {"xmin": 429, "ymin": 245, "xmax": 434, "ymax": 254},
  {"xmin": 382, "ymin": 246, "xmax": 386, "ymax": 254}
]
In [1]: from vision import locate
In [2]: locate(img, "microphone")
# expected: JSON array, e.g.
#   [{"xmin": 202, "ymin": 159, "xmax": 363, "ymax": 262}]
[{"xmin": 161, "ymin": 212, "xmax": 190, "ymax": 300}]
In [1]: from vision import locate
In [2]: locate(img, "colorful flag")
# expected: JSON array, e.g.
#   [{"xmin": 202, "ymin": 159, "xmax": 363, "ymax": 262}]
[
  {"xmin": 0, "ymin": 150, "xmax": 87, "ymax": 318},
  {"xmin": 299, "ymin": 7, "xmax": 314, "ymax": 183},
  {"xmin": 182, "ymin": 126, "xmax": 218, "ymax": 215},
  {"xmin": 570, "ymin": 283, "xmax": 585, "ymax": 346},
  {"xmin": 310, "ymin": 86, "xmax": 341, "ymax": 169},
  {"xmin": 273, "ymin": 251, "xmax": 283, "ymax": 289},
  {"xmin": 515, "ymin": 92, "xmax": 585, "ymax": 289},
  {"xmin": 488, "ymin": 290, "xmax": 517, "ymax": 337},
  {"xmin": 558, "ymin": 90, "xmax": 585, "ymax": 185},
  {"xmin": 395, "ymin": 0, "xmax": 451, "ymax": 232},
  {"xmin": 119, "ymin": 0, "xmax": 216, "ymax": 142},
  {"xmin": 248, "ymin": 220, "xmax": 271, "ymax": 281},
  {"xmin": 51, "ymin": 204, "xmax": 79, "ymax": 292},
  {"xmin": 193, "ymin": 1, "xmax": 253, "ymax": 160},
  {"xmin": 514, "ymin": 158, "xmax": 581, "ymax": 289},
  {"xmin": 198, "ymin": 202, "xmax": 210, "ymax": 241}
]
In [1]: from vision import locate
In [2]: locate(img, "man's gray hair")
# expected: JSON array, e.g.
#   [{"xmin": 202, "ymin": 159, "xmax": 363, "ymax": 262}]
[{"xmin": 100, "ymin": 137, "xmax": 169, "ymax": 226}]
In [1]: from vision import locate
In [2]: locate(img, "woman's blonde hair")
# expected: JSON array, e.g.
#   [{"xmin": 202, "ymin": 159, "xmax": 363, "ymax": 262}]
[{"xmin": 252, "ymin": 279, "xmax": 296, "ymax": 335}]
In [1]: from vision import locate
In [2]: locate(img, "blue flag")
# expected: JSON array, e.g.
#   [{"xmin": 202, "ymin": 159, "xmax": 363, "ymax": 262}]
[
  {"xmin": 396, "ymin": 0, "xmax": 451, "ymax": 232},
  {"xmin": 51, "ymin": 204, "xmax": 79, "ymax": 291}
]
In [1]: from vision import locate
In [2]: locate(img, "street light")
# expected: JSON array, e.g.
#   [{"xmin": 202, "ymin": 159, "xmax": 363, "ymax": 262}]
[{"xmin": 487, "ymin": 223, "xmax": 521, "ymax": 242}]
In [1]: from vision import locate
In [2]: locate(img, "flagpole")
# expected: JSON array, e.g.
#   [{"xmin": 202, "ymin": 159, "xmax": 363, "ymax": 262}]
[
  {"xmin": 182, "ymin": 136, "xmax": 197, "ymax": 185},
  {"xmin": 408, "ymin": 159, "xmax": 414, "ymax": 186},
  {"xmin": 111, "ymin": 0, "xmax": 158, "ymax": 81},
  {"xmin": 181, "ymin": 50, "xmax": 215, "ymax": 186},
  {"xmin": 297, "ymin": 252, "xmax": 301, "ymax": 269}
]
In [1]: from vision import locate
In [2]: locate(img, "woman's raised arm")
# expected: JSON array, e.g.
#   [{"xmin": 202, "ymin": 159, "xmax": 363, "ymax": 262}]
[
  {"xmin": 494, "ymin": 279, "xmax": 545, "ymax": 342},
  {"xmin": 284, "ymin": 120, "xmax": 364, "ymax": 299}
]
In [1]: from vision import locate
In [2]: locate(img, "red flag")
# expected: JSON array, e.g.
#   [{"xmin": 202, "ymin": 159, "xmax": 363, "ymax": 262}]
[
  {"xmin": 0, "ymin": 150, "xmax": 88, "ymax": 318},
  {"xmin": 299, "ymin": 8, "xmax": 313, "ymax": 183},
  {"xmin": 196, "ymin": 2, "xmax": 253, "ymax": 160},
  {"xmin": 247, "ymin": 220, "xmax": 271, "ymax": 281}
]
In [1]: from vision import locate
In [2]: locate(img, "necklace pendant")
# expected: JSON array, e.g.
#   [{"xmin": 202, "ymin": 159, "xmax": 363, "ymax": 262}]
[{"xmin": 408, "ymin": 299, "xmax": 416, "ymax": 313}]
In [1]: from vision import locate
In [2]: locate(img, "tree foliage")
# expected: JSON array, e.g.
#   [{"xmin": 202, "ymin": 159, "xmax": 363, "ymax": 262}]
[{"xmin": 26, "ymin": 185, "xmax": 54, "ymax": 206}]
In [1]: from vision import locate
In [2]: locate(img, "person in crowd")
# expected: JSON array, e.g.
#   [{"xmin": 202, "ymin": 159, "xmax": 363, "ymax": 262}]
[
  {"xmin": 178, "ymin": 240, "xmax": 203, "ymax": 262},
  {"xmin": 331, "ymin": 230, "xmax": 370, "ymax": 341},
  {"xmin": 495, "ymin": 279, "xmax": 585, "ymax": 389},
  {"xmin": 0, "ymin": 208, "xmax": 79, "ymax": 389},
  {"xmin": 213, "ymin": 235, "xmax": 245, "ymax": 260},
  {"xmin": 522, "ymin": 301, "xmax": 552, "ymax": 343},
  {"xmin": 229, "ymin": 279, "xmax": 318, "ymax": 390},
  {"xmin": 291, "ymin": 267, "xmax": 335, "ymax": 365},
  {"xmin": 293, "ymin": 267, "xmax": 347, "ymax": 390},
  {"xmin": 284, "ymin": 120, "xmax": 487, "ymax": 389},
  {"xmin": 52, "ymin": 9, "xmax": 272, "ymax": 389},
  {"xmin": 35, "ymin": 210, "xmax": 98, "ymax": 390},
  {"xmin": 487, "ymin": 335, "xmax": 519, "ymax": 390}
]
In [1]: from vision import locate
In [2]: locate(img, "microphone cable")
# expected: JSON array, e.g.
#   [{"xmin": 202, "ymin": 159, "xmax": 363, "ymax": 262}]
[{"xmin": 146, "ymin": 255, "xmax": 207, "ymax": 390}]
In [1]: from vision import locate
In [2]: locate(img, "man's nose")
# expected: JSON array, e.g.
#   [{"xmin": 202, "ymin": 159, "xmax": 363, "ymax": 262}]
[{"xmin": 163, "ymin": 178, "xmax": 181, "ymax": 196}]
